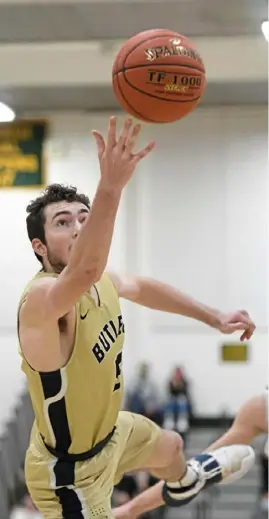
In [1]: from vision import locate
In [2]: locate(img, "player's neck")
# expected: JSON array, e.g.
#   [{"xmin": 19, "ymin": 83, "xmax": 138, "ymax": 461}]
[{"xmin": 42, "ymin": 261, "xmax": 64, "ymax": 275}]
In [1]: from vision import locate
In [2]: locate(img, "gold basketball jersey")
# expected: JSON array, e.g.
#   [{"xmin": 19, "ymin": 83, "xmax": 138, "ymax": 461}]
[{"xmin": 18, "ymin": 271, "xmax": 125, "ymax": 455}]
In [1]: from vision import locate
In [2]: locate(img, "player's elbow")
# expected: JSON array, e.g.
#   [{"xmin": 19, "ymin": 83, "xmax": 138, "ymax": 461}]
[{"xmin": 75, "ymin": 263, "xmax": 104, "ymax": 285}]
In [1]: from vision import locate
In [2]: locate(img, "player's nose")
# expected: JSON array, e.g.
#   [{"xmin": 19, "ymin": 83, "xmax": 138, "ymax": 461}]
[{"xmin": 72, "ymin": 220, "xmax": 82, "ymax": 238}]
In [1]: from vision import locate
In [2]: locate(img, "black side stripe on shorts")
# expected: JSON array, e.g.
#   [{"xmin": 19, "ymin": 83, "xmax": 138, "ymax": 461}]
[
  {"xmin": 55, "ymin": 462, "xmax": 84, "ymax": 519},
  {"xmin": 40, "ymin": 369, "xmax": 84, "ymax": 518}
]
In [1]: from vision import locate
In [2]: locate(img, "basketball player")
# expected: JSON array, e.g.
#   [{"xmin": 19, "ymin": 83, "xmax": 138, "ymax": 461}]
[
  {"xmin": 113, "ymin": 393, "xmax": 268, "ymax": 519},
  {"xmin": 18, "ymin": 116, "xmax": 256, "ymax": 519}
]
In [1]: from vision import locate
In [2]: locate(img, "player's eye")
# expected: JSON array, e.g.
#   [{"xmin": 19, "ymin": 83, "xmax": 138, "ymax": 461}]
[{"xmin": 56, "ymin": 219, "xmax": 70, "ymax": 227}]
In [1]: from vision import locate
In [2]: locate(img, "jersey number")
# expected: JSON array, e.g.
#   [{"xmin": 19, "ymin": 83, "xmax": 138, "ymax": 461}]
[{"xmin": 113, "ymin": 352, "xmax": 122, "ymax": 391}]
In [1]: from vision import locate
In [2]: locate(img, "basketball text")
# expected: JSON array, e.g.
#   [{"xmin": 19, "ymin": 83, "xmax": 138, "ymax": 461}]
[
  {"xmin": 147, "ymin": 70, "xmax": 202, "ymax": 90},
  {"xmin": 145, "ymin": 45, "xmax": 203, "ymax": 66}
]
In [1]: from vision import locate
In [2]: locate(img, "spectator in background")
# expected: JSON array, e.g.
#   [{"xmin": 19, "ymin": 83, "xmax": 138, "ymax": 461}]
[
  {"xmin": 163, "ymin": 366, "xmax": 192, "ymax": 443},
  {"xmin": 10, "ymin": 494, "xmax": 42, "ymax": 519},
  {"xmin": 126, "ymin": 363, "xmax": 163, "ymax": 426}
]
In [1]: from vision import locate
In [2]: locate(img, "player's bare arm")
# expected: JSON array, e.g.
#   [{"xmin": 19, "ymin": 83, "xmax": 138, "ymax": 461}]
[
  {"xmin": 22, "ymin": 118, "xmax": 155, "ymax": 323},
  {"xmin": 108, "ymin": 272, "xmax": 255, "ymax": 340}
]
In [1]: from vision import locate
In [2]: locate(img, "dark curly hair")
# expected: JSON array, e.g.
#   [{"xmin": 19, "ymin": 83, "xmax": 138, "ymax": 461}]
[{"xmin": 26, "ymin": 183, "xmax": 90, "ymax": 264}]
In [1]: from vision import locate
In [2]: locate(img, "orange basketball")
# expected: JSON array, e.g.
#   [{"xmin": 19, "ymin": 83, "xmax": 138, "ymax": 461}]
[{"xmin": 112, "ymin": 29, "xmax": 206, "ymax": 123}]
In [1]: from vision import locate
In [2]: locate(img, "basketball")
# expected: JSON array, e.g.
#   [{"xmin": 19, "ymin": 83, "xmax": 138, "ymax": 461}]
[{"xmin": 112, "ymin": 29, "xmax": 206, "ymax": 123}]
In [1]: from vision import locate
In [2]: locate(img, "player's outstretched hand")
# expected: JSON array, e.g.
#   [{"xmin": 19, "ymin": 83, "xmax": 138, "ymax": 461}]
[
  {"xmin": 217, "ymin": 310, "xmax": 256, "ymax": 341},
  {"xmin": 92, "ymin": 116, "xmax": 155, "ymax": 191}
]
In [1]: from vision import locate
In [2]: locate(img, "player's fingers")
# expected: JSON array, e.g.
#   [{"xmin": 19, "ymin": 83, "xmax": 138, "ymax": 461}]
[
  {"xmin": 239, "ymin": 310, "xmax": 250, "ymax": 317},
  {"xmin": 237, "ymin": 313, "xmax": 255, "ymax": 336},
  {"xmin": 246, "ymin": 327, "xmax": 255, "ymax": 339},
  {"xmin": 240, "ymin": 330, "xmax": 249, "ymax": 342},
  {"xmin": 240, "ymin": 325, "xmax": 255, "ymax": 341},
  {"xmin": 124, "ymin": 123, "xmax": 141, "ymax": 153},
  {"xmin": 92, "ymin": 131, "xmax": 106, "ymax": 159},
  {"xmin": 228, "ymin": 322, "xmax": 248, "ymax": 332},
  {"xmin": 106, "ymin": 116, "xmax": 117, "ymax": 151},
  {"xmin": 117, "ymin": 118, "xmax": 133, "ymax": 151},
  {"xmin": 134, "ymin": 140, "xmax": 156, "ymax": 161},
  {"xmin": 235, "ymin": 313, "xmax": 253, "ymax": 326},
  {"xmin": 238, "ymin": 310, "xmax": 252, "ymax": 324}
]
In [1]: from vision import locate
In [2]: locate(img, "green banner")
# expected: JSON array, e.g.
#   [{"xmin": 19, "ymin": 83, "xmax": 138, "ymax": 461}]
[
  {"xmin": 221, "ymin": 343, "xmax": 249, "ymax": 363},
  {"xmin": 0, "ymin": 120, "xmax": 47, "ymax": 188}
]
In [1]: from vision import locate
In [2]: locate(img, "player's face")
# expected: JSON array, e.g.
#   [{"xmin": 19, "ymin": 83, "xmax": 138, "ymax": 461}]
[{"xmin": 42, "ymin": 201, "xmax": 89, "ymax": 272}]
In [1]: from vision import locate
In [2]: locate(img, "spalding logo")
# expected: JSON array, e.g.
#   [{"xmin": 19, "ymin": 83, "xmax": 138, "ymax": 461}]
[{"xmin": 145, "ymin": 44, "xmax": 203, "ymax": 66}]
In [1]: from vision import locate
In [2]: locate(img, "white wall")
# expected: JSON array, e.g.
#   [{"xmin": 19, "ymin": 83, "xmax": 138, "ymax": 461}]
[
  {"xmin": 133, "ymin": 106, "xmax": 268, "ymax": 416},
  {"xmin": 0, "ymin": 106, "xmax": 267, "ymax": 429}
]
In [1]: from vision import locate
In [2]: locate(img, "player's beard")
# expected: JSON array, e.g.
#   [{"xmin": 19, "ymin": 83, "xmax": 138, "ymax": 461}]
[{"xmin": 46, "ymin": 247, "xmax": 66, "ymax": 274}]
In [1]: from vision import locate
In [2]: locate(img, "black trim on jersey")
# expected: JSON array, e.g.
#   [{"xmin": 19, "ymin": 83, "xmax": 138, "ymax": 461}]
[
  {"xmin": 40, "ymin": 370, "xmax": 71, "ymax": 454},
  {"xmin": 40, "ymin": 371, "xmax": 85, "ymax": 517},
  {"xmin": 93, "ymin": 284, "xmax": 101, "ymax": 306},
  {"xmin": 40, "ymin": 367, "xmax": 114, "ymax": 517}
]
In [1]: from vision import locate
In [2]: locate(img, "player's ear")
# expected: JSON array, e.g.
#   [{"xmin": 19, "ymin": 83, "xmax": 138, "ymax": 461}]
[{"xmin": 32, "ymin": 238, "xmax": 47, "ymax": 259}]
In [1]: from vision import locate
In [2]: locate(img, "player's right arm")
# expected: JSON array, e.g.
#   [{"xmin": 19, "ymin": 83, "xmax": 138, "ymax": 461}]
[{"xmin": 23, "ymin": 117, "xmax": 155, "ymax": 322}]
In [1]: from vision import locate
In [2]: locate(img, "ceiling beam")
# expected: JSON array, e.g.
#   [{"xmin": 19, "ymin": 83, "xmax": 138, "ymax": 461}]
[
  {"xmin": 0, "ymin": 36, "xmax": 266, "ymax": 89},
  {"xmin": 0, "ymin": 0, "xmax": 173, "ymax": 4}
]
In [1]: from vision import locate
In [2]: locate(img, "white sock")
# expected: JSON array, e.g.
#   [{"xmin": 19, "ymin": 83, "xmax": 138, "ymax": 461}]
[{"xmin": 167, "ymin": 462, "xmax": 201, "ymax": 489}]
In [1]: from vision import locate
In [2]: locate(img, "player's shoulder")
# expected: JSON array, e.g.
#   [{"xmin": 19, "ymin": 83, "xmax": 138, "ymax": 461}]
[
  {"xmin": 20, "ymin": 271, "xmax": 57, "ymax": 301},
  {"xmin": 19, "ymin": 272, "xmax": 58, "ymax": 324},
  {"xmin": 27, "ymin": 274, "xmax": 57, "ymax": 297},
  {"xmin": 104, "ymin": 270, "xmax": 120, "ymax": 292}
]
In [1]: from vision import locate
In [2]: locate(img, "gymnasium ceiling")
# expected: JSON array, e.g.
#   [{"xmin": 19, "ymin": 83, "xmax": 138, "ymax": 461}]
[
  {"xmin": 0, "ymin": 0, "xmax": 267, "ymax": 111},
  {"xmin": 0, "ymin": 0, "xmax": 266, "ymax": 42}
]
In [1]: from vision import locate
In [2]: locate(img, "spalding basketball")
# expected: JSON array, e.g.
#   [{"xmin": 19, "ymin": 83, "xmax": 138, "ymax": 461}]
[{"xmin": 112, "ymin": 29, "xmax": 206, "ymax": 123}]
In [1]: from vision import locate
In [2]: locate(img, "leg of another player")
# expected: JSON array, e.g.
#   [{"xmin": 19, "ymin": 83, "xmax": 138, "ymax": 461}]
[
  {"xmin": 205, "ymin": 394, "xmax": 267, "ymax": 452},
  {"xmin": 113, "ymin": 480, "xmax": 164, "ymax": 519},
  {"xmin": 140, "ymin": 428, "xmax": 207, "ymax": 491},
  {"xmin": 113, "ymin": 427, "xmax": 212, "ymax": 519},
  {"xmin": 113, "ymin": 447, "xmax": 253, "ymax": 519},
  {"xmin": 113, "ymin": 394, "xmax": 266, "ymax": 519}
]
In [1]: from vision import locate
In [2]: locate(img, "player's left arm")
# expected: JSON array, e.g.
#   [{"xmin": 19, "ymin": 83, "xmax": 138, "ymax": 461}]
[{"xmin": 107, "ymin": 271, "xmax": 255, "ymax": 339}]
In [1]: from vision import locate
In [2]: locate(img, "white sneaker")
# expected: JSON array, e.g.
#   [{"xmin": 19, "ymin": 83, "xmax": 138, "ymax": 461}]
[
  {"xmin": 207, "ymin": 444, "xmax": 256, "ymax": 485},
  {"xmin": 162, "ymin": 444, "xmax": 255, "ymax": 508},
  {"xmin": 195, "ymin": 444, "xmax": 256, "ymax": 486}
]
